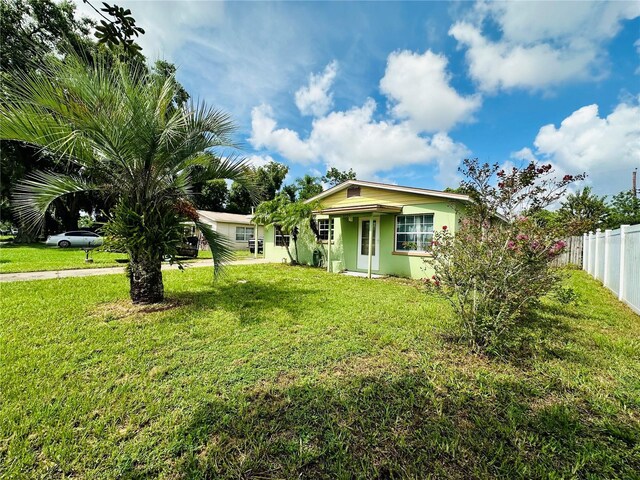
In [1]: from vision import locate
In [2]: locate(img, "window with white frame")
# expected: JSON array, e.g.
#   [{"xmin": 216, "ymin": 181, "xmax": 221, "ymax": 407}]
[
  {"xmin": 274, "ymin": 226, "xmax": 290, "ymax": 247},
  {"xmin": 235, "ymin": 226, "xmax": 253, "ymax": 242},
  {"xmin": 317, "ymin": 218, "xmax": 334, "ymax": 241},
  {"xmin": 395, "ymin": 214, "xmax": 434, "ymax": 252}
]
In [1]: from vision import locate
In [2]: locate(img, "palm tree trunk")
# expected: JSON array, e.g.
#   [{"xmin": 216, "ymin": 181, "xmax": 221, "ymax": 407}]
[{"xmin": 128, "ymin": 254, "xmax": 164, "ymax": 304}]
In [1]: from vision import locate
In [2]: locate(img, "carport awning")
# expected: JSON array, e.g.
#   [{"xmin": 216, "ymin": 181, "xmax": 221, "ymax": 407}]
[{"xmin": 313, "ymin": 204, "xmax": 403, "ymax": 216}]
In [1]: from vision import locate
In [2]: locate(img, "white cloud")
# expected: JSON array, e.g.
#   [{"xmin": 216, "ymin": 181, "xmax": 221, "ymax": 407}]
[
  {"xmin": 249, "ymin": 104, "xmax": 316, "ymax": 163},
  {"xmin": 510, "ymin": 147, "xmax": 537, "ymax": 164},
  {"xmin": 517, "ymin": 99, "xmax": 640, "ymax": 194},
  {"xmin": 483, "ymin": 1, "xmax": 638, "ymax": 44},
  {"xmin": 450, "ymin": 1, "xmax": 640, "ymax": 92},
  {"xmin": 380, "ymin": 49, "xmax": 481, "ymax": 132},
  {"xmin": 249, "ymin": 98, "xmax": 469, "ymax": 184},
  {"xmin": 246, "ymin": 154, "xmax": 275, "ymax": 169},
  {"xmin": 449, "ymin": 22, "xmax": 597, "ymax": 92},
  {"xmin": 295, "ymin": 61, "xmax": 338, "ymax": 117}
]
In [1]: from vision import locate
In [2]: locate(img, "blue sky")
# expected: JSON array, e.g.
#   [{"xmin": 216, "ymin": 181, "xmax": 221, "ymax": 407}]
[{"xmin": 74, "ymin": 1, "xmax": 640, "ymax": 196}]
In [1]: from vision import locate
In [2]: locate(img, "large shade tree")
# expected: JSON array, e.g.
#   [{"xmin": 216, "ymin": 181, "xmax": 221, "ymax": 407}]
[{"xmin": 1, "ymin": 52, "xmax": 257, "ymax": 303}]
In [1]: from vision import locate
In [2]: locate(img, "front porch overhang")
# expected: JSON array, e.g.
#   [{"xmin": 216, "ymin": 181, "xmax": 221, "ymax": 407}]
[{"xmin": 313, "ymin": 204, "xmax": 402, "ymax": 216}]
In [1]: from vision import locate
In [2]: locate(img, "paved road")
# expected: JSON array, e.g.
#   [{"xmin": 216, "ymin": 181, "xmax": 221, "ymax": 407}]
[{"xmin": 0, "ymin": 258, "xmax": 270, "ymax": 283}]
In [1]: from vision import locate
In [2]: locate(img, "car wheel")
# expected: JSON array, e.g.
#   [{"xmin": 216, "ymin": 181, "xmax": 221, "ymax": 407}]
[{"xmin": 58, "ymin": 240, "xmax": 71, "ymax": 248}]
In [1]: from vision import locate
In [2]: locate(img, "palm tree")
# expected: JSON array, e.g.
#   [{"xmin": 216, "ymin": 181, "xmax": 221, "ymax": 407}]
[
  {"xmin": 1, "ymin": 53, "xmax": 258, "ymax": 304},
  {"xmin": 253, "ymin": 195, "xmax": 318, "ymax": 265}
]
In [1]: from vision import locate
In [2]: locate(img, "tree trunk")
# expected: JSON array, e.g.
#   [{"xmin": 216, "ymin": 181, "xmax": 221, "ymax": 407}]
[
  {"xmin": 292, "ymin": 227, "xmax": 300, "ymax": 264},
  {"xmin": 276, "ymin": 225, "xmax": 297, "ymax": 265},
  {"xmin": 128, "ymin": 255, "xmax": 164, "ymax": 304}
]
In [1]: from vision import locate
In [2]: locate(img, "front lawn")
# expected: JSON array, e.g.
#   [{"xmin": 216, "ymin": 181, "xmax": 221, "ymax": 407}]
[
  {"xmin": 0, "ymin": 243, "xmax": 221, "ymax": 273},
  {"xmin": 1, "ymin": 266, "xmax": 638, "ymax": 478}
]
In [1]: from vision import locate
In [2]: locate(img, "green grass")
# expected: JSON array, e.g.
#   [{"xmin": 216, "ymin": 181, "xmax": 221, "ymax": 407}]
[
  {"xmin": 1, "ymin": 266, "xmax": 638, "ymax": 478},
  {"xmin": 0, "ymin": 243, "xmax": 127, "ymax": 273},
  {"xmin": 0, "ymin": 244, "xmax": 245, "ymax": 274}
]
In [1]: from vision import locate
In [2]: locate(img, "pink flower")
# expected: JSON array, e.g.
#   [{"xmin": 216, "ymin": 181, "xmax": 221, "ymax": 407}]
[
  {"xmin": 507, "ymin": 240, "xmax": 516, "ymax": 249},
  {"xmin": 516, "ymin": 234, "xmax": 528, "ymax": 241}
]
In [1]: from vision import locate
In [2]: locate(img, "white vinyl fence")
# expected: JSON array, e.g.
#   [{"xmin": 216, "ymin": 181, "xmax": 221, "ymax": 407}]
[{"xmin": 583, "ymin": 225, "xmax": 640, "ymax": 314}]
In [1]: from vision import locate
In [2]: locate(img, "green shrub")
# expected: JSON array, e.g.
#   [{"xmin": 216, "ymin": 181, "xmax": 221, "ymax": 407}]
[
  {"xmin": 424, "ymin": 159, "xmax": 584, "ymax": 352},
  {"xmin": 552, "ymin": 286, "xmax": 581, "ymax": 306}
]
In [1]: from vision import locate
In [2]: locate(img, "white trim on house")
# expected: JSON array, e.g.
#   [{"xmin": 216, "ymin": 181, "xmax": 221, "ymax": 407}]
[
  {"xmin": 304, "ymin": 180, "xmax": 473, "ymax": 204},
  {"xmin": 357, "ymin": 217, "xmax": 380, "ymax": 271}
]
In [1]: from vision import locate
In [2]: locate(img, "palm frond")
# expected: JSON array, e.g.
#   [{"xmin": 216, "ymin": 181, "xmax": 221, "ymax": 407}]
[
  {"xmin": 194, "ymin": 220, "xmax": 236, "ymax": 277},
  {"xmin": 12, "ymin": 171, "xmax": 96, "ymax": 232}
]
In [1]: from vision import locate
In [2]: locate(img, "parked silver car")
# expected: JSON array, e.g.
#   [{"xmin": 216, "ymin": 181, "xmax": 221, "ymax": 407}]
[{"xmin": 46, "ymin": 231, "xmax": 103, "ymax": 248}]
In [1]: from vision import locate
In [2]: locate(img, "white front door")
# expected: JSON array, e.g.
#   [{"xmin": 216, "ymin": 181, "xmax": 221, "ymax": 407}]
[{"xmin": 357, "ymin": 217, "xmax": 380, "ymax": 271}]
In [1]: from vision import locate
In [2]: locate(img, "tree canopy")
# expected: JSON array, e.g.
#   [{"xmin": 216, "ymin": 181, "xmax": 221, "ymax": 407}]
[
  {"xmin": 556, "ymin": 187, "xmax": 609, "ymax": 235},
  {"xmin": 322, "ymin": 167, "xmax": 356, "ymax": 186},
  {"xmin": 0, "ymin": 0, "xmax": 190, "ymax": 239},
  {"xmin": 296, "ymin": 174, "xmax": 323, "ymax": 201}
]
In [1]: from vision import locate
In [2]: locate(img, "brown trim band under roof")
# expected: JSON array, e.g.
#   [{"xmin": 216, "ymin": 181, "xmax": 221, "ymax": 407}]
[{"xmin": 313, "ymin": 204, "xmax": 403, "ymax": 216}]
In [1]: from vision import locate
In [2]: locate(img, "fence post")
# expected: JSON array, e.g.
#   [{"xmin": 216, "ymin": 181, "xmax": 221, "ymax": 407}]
[
  {"xmin": 582, "ymin": 232, "xmax": 588, "ymax": 270},
  {"xmin": 594, "ymin": 228, "xmax": 602, "ymax": 279},
  {"xmin": 586, "ymin": 232, "xmax": 591, "ymax": 274},
  {"xmin": 619, "ymin": 225, "xmax": 629, "ymax": 301},
  {"xmin": 603, "ymin": 229, "xmax": 611, "ymax": 286}
]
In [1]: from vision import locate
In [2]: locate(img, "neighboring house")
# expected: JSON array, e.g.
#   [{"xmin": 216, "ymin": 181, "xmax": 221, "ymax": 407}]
[
  {"xmin": 197, "ymin": 210, "xmax": 263, "ymax": 250},
  {"xmin": 262, "ymin": 180, "xmax": 472, "ymax": 278}
]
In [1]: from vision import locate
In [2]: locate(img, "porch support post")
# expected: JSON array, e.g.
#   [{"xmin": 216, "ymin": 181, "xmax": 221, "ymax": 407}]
[
  {"xmin": 252, "ymin": 207, "xmax": 258, "ymax": 259},
  {"xmin": 326, "ymin": 215, "xmax": 332, "ymax": 272},
  {"xmin": 254, "ymin": 223, "xmax": 258, "ymax": 259},
  {"xmin": 367, "ymin": 215, "xmax": 374, "ymax": 279}
]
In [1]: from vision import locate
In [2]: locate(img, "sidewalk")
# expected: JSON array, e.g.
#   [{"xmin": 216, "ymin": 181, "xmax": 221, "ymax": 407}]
[{"xmin": 0, "ymin": 258, "xmax": 269, "ymax": 283}]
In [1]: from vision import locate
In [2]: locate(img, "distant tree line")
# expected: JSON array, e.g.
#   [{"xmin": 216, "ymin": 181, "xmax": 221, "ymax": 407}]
[
  {"xmin": 196, "ymin": 166, "xmax": 356, "ymax": 214},
  {"xmin": 533, "ymin": 187, "xmax": 640, "ymax": 234}
]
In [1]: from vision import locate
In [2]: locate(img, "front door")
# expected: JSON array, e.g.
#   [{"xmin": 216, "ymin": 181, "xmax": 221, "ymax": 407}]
[{"xmin": 357, "ymin": 218, "xmax": 380, "ymax": 271}]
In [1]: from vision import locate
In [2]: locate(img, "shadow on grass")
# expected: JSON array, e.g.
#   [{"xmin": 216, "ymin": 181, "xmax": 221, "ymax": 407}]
[
  {"xmin": 167, "ymin": 279, "xmax": 322, "ymax": 327},
  {"xmin": 164, "ymin": 369, "xmax": 637, "ymax": 480},
  {"xmin": 502, "ymin": 301, "xmax": 595, "ymax": 367},
  {"xmin": 434, "ymin": 299, "xmax": 590, "ymax": 369}
]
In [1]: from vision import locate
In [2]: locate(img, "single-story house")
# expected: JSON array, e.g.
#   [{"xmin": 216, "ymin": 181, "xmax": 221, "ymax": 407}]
[
  {"xmin": 197, "ymin": 210, "xmax": 263, "ymax": 250},
  {"xmin": 262, "ymin": 180, "xmax": 472, "ymax": 279}
]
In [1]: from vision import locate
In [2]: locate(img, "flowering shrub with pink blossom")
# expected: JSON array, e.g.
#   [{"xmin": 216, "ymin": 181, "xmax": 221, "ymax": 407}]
[{"xmin": 424, "ymin": 159, "xmax": 584, "ymax": 352}]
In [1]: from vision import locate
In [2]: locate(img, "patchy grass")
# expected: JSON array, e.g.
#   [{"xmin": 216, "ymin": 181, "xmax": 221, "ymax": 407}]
[
  {"xmin": 0, "ymin": 266, "xmax": 638, "ymax": 478},
  {"xmin": 0, "ymin": 243, "xmax": 214, "ymax": 273}
]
